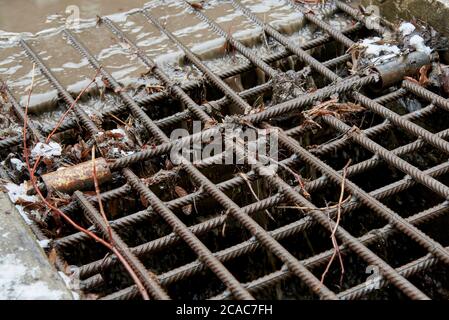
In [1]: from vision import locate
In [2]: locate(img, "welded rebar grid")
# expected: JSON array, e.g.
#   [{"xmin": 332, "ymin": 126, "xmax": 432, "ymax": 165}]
[{"xmin": 1, "ymin": 0, "xmax": 449, "ymax": 300}]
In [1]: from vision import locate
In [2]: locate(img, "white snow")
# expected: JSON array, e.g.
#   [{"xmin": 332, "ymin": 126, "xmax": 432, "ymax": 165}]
[
  {"xmin": 30, "ymin": 141, "xmax": 62, "ymax": 158},
  {"xmin": 10, "ymin": 158, "xmax": 25, "ymax": 171},
  {"xmin": 38, "ymin": 239, "xmax": 51, "ymax": 249},
  {"xmin": 409, "ymin": 34, "xmax": 432, "ymax": 55},
  {"xmin": 4, "ymin": 182, "xmax": 37, "ymax": 204},
  {"xmin": 361, "ymin": 37, "xmax": 401, "ymax": 57},
  {"xmin": 15, "ymin": 205, "xmax": 33, "ymax": 225},
  {"xmin": 110, "ymin": 128, "xmax": 126, "ymax": 135},
  {"xmin": 4, "ymin": 183, "xmax": 38, "ymax": 225},
  {"xmin": 399, "ymin": 22, "xmax": 415, "ymax": 36},
  {"xmin": 0, "ymin": 254, "xmax": 65, "ymax": 300},
  {"xmin": 58, "ymin": 271, "xmax": 80, "ymax": 300},
  {"xmin": 108, "ymin": 128, "xmax": 131, "ymax": 144}
]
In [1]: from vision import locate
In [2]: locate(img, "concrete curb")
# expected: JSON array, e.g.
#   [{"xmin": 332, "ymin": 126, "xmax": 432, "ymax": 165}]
[{"xmin": 0, "ymin": 192, "xmax": 73, "ymax": 300}]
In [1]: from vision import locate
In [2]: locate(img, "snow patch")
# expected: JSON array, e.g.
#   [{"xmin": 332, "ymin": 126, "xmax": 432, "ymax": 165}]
[
  {"xmin": 360, "ymin": 37, "xmax": 400, "ymax": 57},
  {"xmin": 399, "ymin": 22, "xmax": 415, "ymax": 36},
  {"xmin": 110, "ymin": 128, "xmax": 127, "ymax": 137},
  {"xmin": 10, "ymin": 158, "xmax": 25, "ymax": 171},
  {"xmin": 4, "ymin": 182, "xmax": 37, "ymax": 204},
  {"xmin": 38, "ymin": 239, "xmax": 51, "ymax": 249},
  {"xmin": 409, "ymin": 34, "xmax": 432, "ymax": 55},
  {"xmin": 58, "ymin": 271, "xmax": 80, "ymax": 300},
  {"xmin": 31, "ymin": 142, "xmax": 62, "ymax": 159},
  {"xmin": 0, "ymin": 254, "xmax": 65, "ymax": 299},
  {"xmin": 15, "ymin": 205, "xmax": 33, "ymax": 225}
]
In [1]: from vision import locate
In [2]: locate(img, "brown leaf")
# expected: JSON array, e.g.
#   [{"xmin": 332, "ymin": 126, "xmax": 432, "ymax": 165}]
[
  {"xmin": 418, "ymin": 65, "xmax": 431, "ymax": 86},
  {"xmin": 140, "ymin": 194, "xmax": 149, "ymax": 207},
  {"xmin": 175, "ymin": 186, "xmax": 193, "ymax": 215},
  {"xmin": 48, "ymin": 248, "xmax": 58, "ymax": 267},
  {"xmin": 403, "ymin": 76, "xmax": 420, "ymax": 84},
  {"xmin": 165, "ymin": 159, "xmax": 174, "ymax": 170}
]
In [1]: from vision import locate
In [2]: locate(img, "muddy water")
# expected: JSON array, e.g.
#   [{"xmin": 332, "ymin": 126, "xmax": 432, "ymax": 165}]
[{"xmin": 0, "ymin": 0, "xmax": 350, "ymax": 118}]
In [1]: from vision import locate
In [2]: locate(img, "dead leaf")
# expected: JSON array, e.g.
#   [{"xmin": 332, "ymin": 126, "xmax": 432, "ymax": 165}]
[
  {"xmin": 418, "ymin": 65, "xmax": 431, "ymax": 86},
  {"xmin": 404, "ymin": 76, "xmax": 420, "ymax": 84},
  {"xmin": 175, "ymin": 186, "xmax": 192, "ymax": 215},
  {"xmin": 48, "ymin": 248, "xmax": 58, "ymax": 267},
  {"xmin": 165, "ymin": 159, "xmax": 174, "ymax": 170}
]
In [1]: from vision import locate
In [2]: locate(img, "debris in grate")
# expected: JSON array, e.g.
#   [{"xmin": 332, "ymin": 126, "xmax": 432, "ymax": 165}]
[{"xmin": 1, "ymin": 0, "xmax": 449, "ymax": 300}]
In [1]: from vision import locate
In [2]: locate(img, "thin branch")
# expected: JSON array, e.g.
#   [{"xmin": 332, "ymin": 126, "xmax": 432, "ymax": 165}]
[
  {"xmin": 277, "ymin": 195, "xmax": 351, "ymax": 211},
  {"xmin": 321, "ymin": 159, "xmax": 351, "ymax": 285},
  {"xmin": 91, "ymin": 146, "xmax": 113, "ymax": 242},
  {"xmin": 239, "ymin": 172, "xmax": 275, "ymax": 221}
]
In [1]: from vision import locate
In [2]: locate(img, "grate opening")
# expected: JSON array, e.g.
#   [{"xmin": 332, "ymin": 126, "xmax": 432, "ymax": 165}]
[{"xmin": 2, "ymin": 0, "xmax": 449, "ymax": 300}]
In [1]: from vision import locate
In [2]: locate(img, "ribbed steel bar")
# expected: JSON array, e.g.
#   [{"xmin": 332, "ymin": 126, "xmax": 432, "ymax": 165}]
[
  {"xmin": 206, "ymin": 52, "xmax": 351, "ymax": 112},
  {"xmin": 86, "ymin": 155, "xmax": 449, "ymax": 296},
  {"xmin": 101, "ymin": 18, "xmax": 214, "ymax": 125},
  {"xmin": 403, "ymin": 79, "xmax": 449, "ymax": 112},
  {"xmin": 96, "ymin": 132, "xmax": 434, "ymax": 299},
  {"xmin": 233, "ymin": 0, "xmax": 449, "ymax": 158},
  {"xmin": 263, "ymin": 177, "xmax": 429, "ymax": 299},
  {"xmin": 74, "ymin": 191, "xmax": 171, "ymax": 300},
  {"xmin": 63, "ymin": 29, "xmax": 169, "ymax": 144},
  {"xmin": 63, "ymin": 22, "xmax": 339, "ymax": 300},
  {"xmin": 284, "ymin": 87, "xmax": 406, "ymax": 138},
  {"xmin": 177, "ymin": 154, "xmax": 337, "ymax": 299},
  {"xmin": 0, "ymin": 134, "xmax": 23, "ymax": 149},
  {"xmin": 123, "ymin": 168, "xmax": 254, "ymax": 300},
  {"xmin": 231, "ymin": 0, "xmax": 341, "ymax": 82},
  {"xmin": 235, "ymin": 137, "xmax": 429, "ymax": 300},
  {"xmin": 270, "ymin": 124, "xmax": 449, "ymax": 265},
  {"xmin": 78, "ymin": 109, "xmax": 449, "ymax": 281},
  {"xmin": 77, "ymin": 152, "xmax": 449, "ymax": 285},
  {"xmin": 181, "ymin": 0, "xmax": 279, "ymax": 78},
  {"xmin": 60, "ymin": 28, "xmax": 251, "ymax": 299},
  {"xmin": 0, "ymin": 23, "xmax": 360, "ymax": 151},
  {"xmin": 324, "ymin": 113, "xmax": 449, "ymax": 199},
  {"xmin": 243, "ymin": 74, "xmax": 376, "ymax": 123},
  {"xmin": 19, "ymin": 39, "xmax": 99, "ymax": 136},
  {"xmin": 141, "ymin": 9, "xmax": 253, "ymax": 114},
  {"xmin": 140, "ymin": 9, "xmax": 341, "ymax": 299},
  {"xmin": 338, "ymin": 247, "xmax": 447, "ymax": 300},
  {"xmin": 57, "ymin": 156, "xmax": 298, "ymax": 252},
  {"xmin": 231, "ymin": 0, "xmax": 449, "ymax": 273},
  {"xmin": 314, "ymin": 102, "xmax": 434, "ymax": 156},
  {"xmin": 309, "ymin": 88, "xmax": 409, "ymax": 155},
  {"xmin": 1, "ymin": 80, "xmax": 75, "ymax": 281},
  {"xmin": 63, "ymin": 88, "xmax": 445, "ymax": 269},
  {"xmin": 65, "ymin": 85, "xmax": 449, "ymax": 286},
  {"xmin": 212, "ymin": 202, "xmax": 449, "ymax": 300},
  {"xmin": 287, "ymin": 0, "xmax": 355, "ymax": 48},
  {"xmin": 0, "ymin": 82, "xmax": 44, "ymax": 142}
]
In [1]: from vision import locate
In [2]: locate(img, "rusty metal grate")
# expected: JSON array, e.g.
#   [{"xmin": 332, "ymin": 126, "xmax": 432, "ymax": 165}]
[{"xmin": 1, "ymin": 0, "xmax": 449, "ymax": 300}]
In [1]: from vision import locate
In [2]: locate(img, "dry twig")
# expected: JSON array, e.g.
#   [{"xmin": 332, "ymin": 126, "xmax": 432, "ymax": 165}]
[
  {"xmin": 320, "ymin": 159, "xmax": 352, "ymax": 285},
  {"xmin": 239, "ymin": 172, "xmax": 275, "ymax": 221}
]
